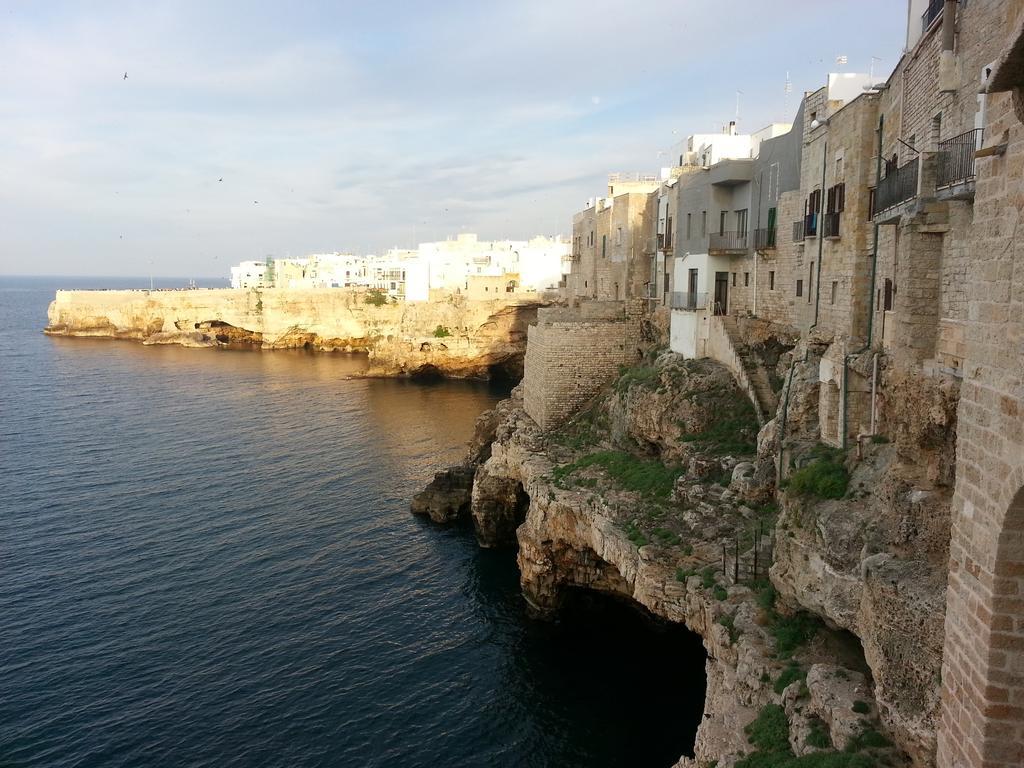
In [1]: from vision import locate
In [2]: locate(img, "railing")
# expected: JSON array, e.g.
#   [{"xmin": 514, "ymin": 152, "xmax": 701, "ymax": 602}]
[
  {"xmin": 874, "ymin": 157, "xmax": 919, "ymax": 215},
  {"xmin": 792, "ymin": 221, "xmax": 805, "ymax": 243},
  {"xmin": 708, "ymin": 231, "xmax": 748, "ymax": 252},
  {"xmin": 754, "ymin": 227, "xmax": 777, "ymax": 250},
  {"xmin": 804, "ymin": 212, "xmax": 818, "ymax": 237},
  {"xmin": 822, "ymin": 211, "xmax": 841, "ymax": 238},
  {"xmin": 670, "ymin": 291, "xmax": 708, "ymax": 311},
  {"xmin": 922, "ymin": 0, "xmax": 943, "ymax": 33},
  {"xmin": 937, "ymin": 128, "xmax": 983, "ymax": 189}
]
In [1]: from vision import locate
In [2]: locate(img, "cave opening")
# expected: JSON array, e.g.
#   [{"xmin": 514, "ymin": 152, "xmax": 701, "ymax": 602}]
[
  {"xmin": 486, "ymin": 357, "xmax": 524, "ymax": 386},
  {"xmin": 525, "ymin": 587, "xmax": 708, "ymax": 766}
]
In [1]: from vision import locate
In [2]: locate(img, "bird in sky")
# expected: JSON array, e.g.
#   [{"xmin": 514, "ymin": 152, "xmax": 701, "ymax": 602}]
[
  {"xmin": 254, "ymin": 200, "xmax": 258, "ymax": 204},
  {"xmin": 218, "ymin": 178, "xmax": 223, "ymax": 182},
  {"xmin": 123, "ymin": 71, "xmax": 127, "ymax": 80}
]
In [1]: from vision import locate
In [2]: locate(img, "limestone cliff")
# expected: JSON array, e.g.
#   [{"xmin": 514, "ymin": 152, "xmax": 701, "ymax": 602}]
[
  {"xmin": 45, "ymin": 288, "xmax": 542, "ymax": 379},
  {"xmin": 415, "ymin": 353, "xmax": 909, "ymax": 768}
]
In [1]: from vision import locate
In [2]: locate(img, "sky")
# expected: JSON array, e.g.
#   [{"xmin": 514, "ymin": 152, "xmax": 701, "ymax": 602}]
[{"xmin": 0, "ymin": 1, "xmax": 907, "ymax": 279}]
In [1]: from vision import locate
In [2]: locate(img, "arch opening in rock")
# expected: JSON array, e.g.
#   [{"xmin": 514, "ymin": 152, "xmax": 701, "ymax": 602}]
[
  {"xmin": 409, "ymin": 363, "xmax": 444, "ymax": 381},
  {"xmin": 538, "ymin": 587, "xmax": 707, "ymax": 763},
  {"xmin": 487, "ymin": 357, "xmax": 524, "ymax": 385}
]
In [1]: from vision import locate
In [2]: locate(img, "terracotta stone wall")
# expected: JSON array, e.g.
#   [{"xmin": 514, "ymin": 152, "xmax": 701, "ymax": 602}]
[{"xmin": 938, "ymin": 2, "xmax": 1024, "ymax": 764}]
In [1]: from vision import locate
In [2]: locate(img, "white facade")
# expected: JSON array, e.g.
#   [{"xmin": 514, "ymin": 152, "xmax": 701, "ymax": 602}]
[
  {"xmin": 230, "ymin": 260, "xmax": 269, "ymax": 289},
  {"xmin": 668, "ymin": 252, "xmax": 732, "ymax": 358}
]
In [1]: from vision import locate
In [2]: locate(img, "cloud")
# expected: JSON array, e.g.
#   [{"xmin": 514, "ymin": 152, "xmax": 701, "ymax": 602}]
[{"xmin": 0, "ymin": 0, "xmax": 907, "ymax": 277}]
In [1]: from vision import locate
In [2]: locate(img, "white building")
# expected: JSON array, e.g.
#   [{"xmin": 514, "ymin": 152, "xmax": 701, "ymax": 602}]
[{"xmin": 230, "ymin": 260, "xmax": 270, "ymax": 289}]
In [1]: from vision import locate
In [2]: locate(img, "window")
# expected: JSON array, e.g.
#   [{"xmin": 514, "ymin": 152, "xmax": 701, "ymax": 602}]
[
  {"xmin": 796, "ymin": 279, "xmax": 803, "ymax": 297},
  {"xmin": 808, "ymin": 263, "xmax": 814, "ymax": 302},
  {"xmin": 701, "ymin": 211, "xmax": 707, "ymax": 237},
  {"xmin": 826, "ymin": 183, "xmax": 846, "ymax": 213},
  {"xmin": 769, "ymin": 271, "xmax": 775, "ymax": 290},
  {"xmin": 719, "ymin": 211, "xmax": 727, "ymax": 235},
  {"xmin": 735, "ymin": 209, "xmax": 748, "ymax": 236},
  {"xmin": 744, "ymin": 272, "xmax": 749, "ymax": 287},
  {"xmin": 616, "ymin": 227, "xmax": 622, "ymax": 245},
  {"xmin": 830, "ymin": 281, "xmax": 838, "ymax": 305},
  {"xmin": 666, "ymin": 216, "xmax": 673, "ymax": 247},
  {"xmin": 732, "ymin": 272, "xmax": 736, "ymax": 287},
  {"xmin": 883, "ymin": 278, "xmax": 894, "ymax": 310},
  {"xmin": 602, "ymin": 234, "xmax": 606, "ymax": 258},
  {"xmin": 808, "ymin": 188, "xmax": 822, "ymax": 213},
  {"xmin": 686, "ymin": 213, "xmax": 692, "ymax": 239},
  {"xmin": 688, "ymin": 268, "xmax": 698, "ymax": 296}
]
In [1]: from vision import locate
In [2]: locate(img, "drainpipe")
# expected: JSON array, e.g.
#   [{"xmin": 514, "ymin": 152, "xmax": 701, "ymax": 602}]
[{"xmin": 841, "ymin": 112, "xmax": 884, "ymax": 450}]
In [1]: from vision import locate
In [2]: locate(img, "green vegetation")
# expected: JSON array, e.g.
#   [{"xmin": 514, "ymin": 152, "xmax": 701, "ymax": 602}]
[
  {"xmin": 432, "ymin": 325, "xmax": 452, "ymax": 338},
  {"xmin": 851, "ymin": 701, "xmax": 870, "ymax": 715},
  {"xmin": 624, "ymin": 522, "xmax": 649, "ymax": 547},
  {"xmin": 679, "ymin": 390, "xmax": 760, "ymax": 456},
  {"xmin": 652, "ymin": 527, "xmax": 682, "ymax": 546},
  {"xmin": 806, "ymin": 719, "xmax": 832, "ymax": 749},
  {"xmin": 787, "ymin": 447, "xmax": 849, "ymax": 500},
  {"xmin": 364, "ymin": 289, "xmax": 388, "ymax": 306},
  {"xmin": 774, "ymin": 662, "xmax": 806, "ymax": 694},
  {"xmin": 772, "ymin": 612, "xmax": 821, "ymax": 659},
  {"xmin": 615, "ymin": 363, "xmax": 660, "ymax": 393},
  {"xmin": 701, "ymin": 566, "xmax": 716, "ymax": 589},
  {"xmin": 713, "ymin": 584, "xmax": 729, "ymax": 601},
  {"xmin": 717, "ymin": 612, "xmax": 740, "ymax": 644},
  {"xmin": 735, "ymin": 705, "xmax": 877, "ymax": 768},
  {"xmin": 845, "ymin": 725, "xmax": 889, "ymax": 751},
  {"xmin": 870, "ymin": 434, "xmax": 890, "ymax": 444},
  {"xmin": 676, "ymin": 567, "xmax": 694, "ymax": 583},
  {"xmin": 551, "ymin": 450, "xmax": 681, "ymax": 500}
]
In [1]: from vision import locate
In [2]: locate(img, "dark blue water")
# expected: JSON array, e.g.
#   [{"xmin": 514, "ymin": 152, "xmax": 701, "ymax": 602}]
[{"xmin": 0, "ymin": 276, "xmax": 705, "ymax": 768}]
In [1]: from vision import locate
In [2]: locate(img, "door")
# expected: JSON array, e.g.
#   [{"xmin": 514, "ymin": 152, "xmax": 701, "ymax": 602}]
[{"xmin": 714, "ymin": 271, "xmax": 728, "ymax": 315}]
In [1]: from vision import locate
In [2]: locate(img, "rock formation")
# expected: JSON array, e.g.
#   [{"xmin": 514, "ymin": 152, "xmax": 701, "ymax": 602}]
[
  {"xmin": 44, "ymin": 287, "xmax": 544, "ymax": 380},
  {"xmin": 415, "ymin": 352, "xmax": 911, "ymax": 767}
]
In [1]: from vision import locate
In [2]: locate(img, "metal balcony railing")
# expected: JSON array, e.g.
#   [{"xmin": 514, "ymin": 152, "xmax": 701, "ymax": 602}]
[
  {"xmin": 670, "ymin": 291, "xmax": 708, "ymax": 311},
  {"xmin": 708, "ymin": 231, "xmax": 748, "ymax": 253},
  {"xmin": 754, "ymin": 227, "xmax": 777, "ymax": 250},
  {"xmin": 874, "ymin": 157, "xmax": 919, "ymax": 215},
  {"xmin": 792, "ymin": 221, "xmax": 805, "ymax": 243},
  {"xmin": 822, "ymin": 211, "xmax": 841, "ymax": 238},
  {"xmin": 804, "ymin": 212, "xmax": 818, "ymax": 237},
  {"xmin": 937, "ymin": 128, "xmax": 983, "ymax": 189},
  {"xmin": 922, "ymin": 0, "xmax": 943, "ymax": 33}
]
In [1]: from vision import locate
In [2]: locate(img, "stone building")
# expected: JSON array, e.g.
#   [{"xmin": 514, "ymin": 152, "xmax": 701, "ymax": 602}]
[{"xmin": 566, "ymin": 174, "xmax": 660, "ymax": 302}]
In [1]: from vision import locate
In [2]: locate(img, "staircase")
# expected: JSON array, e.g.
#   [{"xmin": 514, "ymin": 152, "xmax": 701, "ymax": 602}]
[{"xmin": 710, "ymin": 315, "xmax": 780, "ymax": 427}]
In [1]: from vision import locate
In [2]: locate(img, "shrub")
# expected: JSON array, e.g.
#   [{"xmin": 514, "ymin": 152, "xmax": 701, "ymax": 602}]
[
  {"xmin": 774, "ymin": 662, "xmax": 806, "ymax": 694},
  {"xmin": 845, "ymin": 725, "xmax": 889, "ymax": 751},
  {"xmin": 717, "ymin": 612, "xmax": 740, "ymax": 644},
  {"xmin": 653, "ymin": 527, "xmax": 682, "ymax": 545},
  {"xmin": 364, "ymin": 289, "xmax": 388, "ymax": 306},
  {"xmin": 614, "ymin": 364, "xmax": 660, "ymax": 393},
  {"xmin": 745, "ymin": 704, "xmax": 791, "ymax": 753},
  {"xmin": 755, "ymin": 581, "xmax": 778, "ymax": 613},
  {"xmin": 676, "ymin": 567, "xmax": 694, "ymax": 583},
  {"xmin": 551, "ymin": 450, "xmax": 681, "ymax": 500},
  {"xmin": 679, "ymin": 390, "xmax": 759, "ymax": 456},
  {"xmin": 851, "ymin": 700, "xmax": 870, "ymax": 715},
  {"xmin": 713, "ymin": 584, "xmax": 729, "ymax": 601},
  {"xmin": 787, "ymin": 449, "xmax": 849, "ymax": 499},
  {"xmin": 772, "ymin": 612, "xmax": 821, "ymax": 659},
  {"xmin": 624, "ymin": 522, "xmax": 649, "ymax": 547},
  {"xmin": 870, "ymin": 434, "xmax": 889, "ymax": 444},
  {"xmin": 701, "ymin": 566, "xmax": 716, "ymax": 589},
  {"xmin": 806, "ymin": 719, "xmax": 832, "ymax": 749},
  {"xmin": 432, "ymin": 325, "xmax": 451, "ymax": 338}
]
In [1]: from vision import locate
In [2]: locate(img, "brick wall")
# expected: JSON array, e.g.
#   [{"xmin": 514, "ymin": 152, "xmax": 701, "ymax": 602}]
[{"xmin": 938, "ymin": 3, "xmax": 1024, "ymax": 764}]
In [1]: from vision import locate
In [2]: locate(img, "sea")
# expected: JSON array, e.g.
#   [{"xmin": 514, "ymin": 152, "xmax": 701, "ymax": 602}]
[{"xmin": 0, "ymin": 276, "xmax": 705, "ymax": 768}]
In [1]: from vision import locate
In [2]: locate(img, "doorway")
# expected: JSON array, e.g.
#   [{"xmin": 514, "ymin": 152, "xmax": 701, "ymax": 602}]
[{"xmin": 714, "ymin": 272, "xmax": 728, "ymax": 315}]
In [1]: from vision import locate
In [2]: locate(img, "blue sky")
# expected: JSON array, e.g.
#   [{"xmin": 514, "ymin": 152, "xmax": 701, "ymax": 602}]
[{"xmin": 0, "ymin": 1, "xmax": 906, "ymax": 278}]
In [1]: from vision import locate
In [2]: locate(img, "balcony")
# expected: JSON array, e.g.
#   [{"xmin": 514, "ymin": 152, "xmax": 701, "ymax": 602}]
[
  {"xmin": 754, "ymin": 227, "xmax": 777, "ymax": 251},
  {"xmin": 922, "ymin": 0, "xmax": 943, "ymax": 33},
  {"xmin": 822, "ymin": 211, "xmax": 841, "ymax": 239},
  {"xmin": 708, "ymin": 231, "xmax": 748, "ymax": 254},
  {"xmin": 670, "ymin": 292, "xmax": 708, "ymax": 311},
  {"xmin": 792, "ymin": 221, "xmax": 805, "ymax": 243},
  {"xmin": 804, "ymin": 212, "xmax": 818, "ymax": 238},
  {"xmin": 873, "ymin": 157, "xmax": 919, "ymax": 217},
  {"xmin": 937, "ymin": 128, "xmax": 982, "ymax": 198}
]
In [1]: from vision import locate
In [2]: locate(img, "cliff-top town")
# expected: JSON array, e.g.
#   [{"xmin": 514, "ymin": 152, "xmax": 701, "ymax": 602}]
[{"xmin": 32, "ymin": 1, "xmax": 1024, "ymax": 767}]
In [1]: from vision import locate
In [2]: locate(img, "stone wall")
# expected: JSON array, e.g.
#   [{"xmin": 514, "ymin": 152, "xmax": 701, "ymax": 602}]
[{"xmin": 522, "ymin": 300, "xmax": 644, "ymax": 430}]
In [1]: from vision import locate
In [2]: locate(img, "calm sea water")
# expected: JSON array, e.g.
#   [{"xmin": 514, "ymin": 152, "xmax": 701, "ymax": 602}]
[{"xmin": 0, "ymin": 276, "xmax": 705, "ymax": 768}]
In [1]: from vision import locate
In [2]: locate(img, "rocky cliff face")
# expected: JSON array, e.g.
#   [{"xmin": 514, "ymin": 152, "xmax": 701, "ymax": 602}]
[
  {"xmin": 415, "ymin": 353, "xmax": 910, "ymax": 768},
  {"xmin": 45, "ymin": 288, "xmax": 542, "ymax": 380}
]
